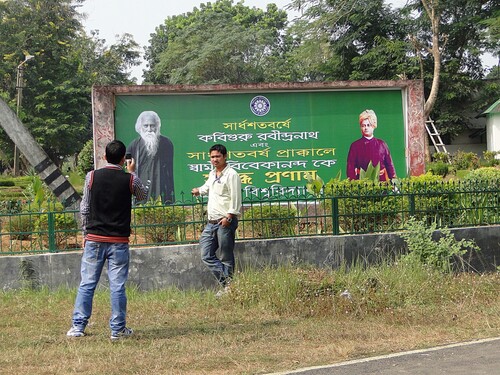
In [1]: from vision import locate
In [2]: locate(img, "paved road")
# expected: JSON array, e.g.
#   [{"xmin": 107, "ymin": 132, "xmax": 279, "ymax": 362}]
[{"xmin": 268, "ymin": 337, "xmax": 500, "ymax": 375}]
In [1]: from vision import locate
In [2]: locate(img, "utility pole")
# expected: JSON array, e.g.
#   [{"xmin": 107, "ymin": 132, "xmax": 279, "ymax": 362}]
[
  {"xmin": 14, "ymin": 54, "xmax": 34, "ymax": 176},
  {"xmin": 0, "ymin": 98, "xmax": 81, "ymax": 210}
]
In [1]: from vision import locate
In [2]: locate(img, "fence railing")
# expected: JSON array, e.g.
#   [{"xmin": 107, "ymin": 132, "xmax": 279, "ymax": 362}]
[{"xmin": 1, "ymin": 180, "xmax": 498, "ymax": 255}]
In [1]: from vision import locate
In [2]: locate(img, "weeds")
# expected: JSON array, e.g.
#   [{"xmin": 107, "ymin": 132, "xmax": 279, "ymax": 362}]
[
  {"xmin": 399, "ymin": 217, "xmax": 480, "ymax": 272},
  {"xmin": 1, "ymin": 262, "xmax": 499, "ymax": 375}
]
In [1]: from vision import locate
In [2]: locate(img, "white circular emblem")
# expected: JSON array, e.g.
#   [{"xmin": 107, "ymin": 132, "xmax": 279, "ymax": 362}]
[{"xmin": 250, "ymin": 95, "xmax": 271, "ymax": 116}]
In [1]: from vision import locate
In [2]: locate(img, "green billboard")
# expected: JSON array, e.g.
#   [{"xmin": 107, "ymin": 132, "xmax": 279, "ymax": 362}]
[{"xmin": 114, "ymin": 88, "xmax": 406, "ymax": 200}]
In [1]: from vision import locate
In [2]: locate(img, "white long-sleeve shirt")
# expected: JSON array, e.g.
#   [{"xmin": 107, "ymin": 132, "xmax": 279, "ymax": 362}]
[{"xmin": 198, "ymin": 164, "xmax": 241, "ymax": 220}]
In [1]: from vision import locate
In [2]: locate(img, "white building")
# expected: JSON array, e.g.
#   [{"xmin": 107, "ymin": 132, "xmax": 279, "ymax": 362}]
[{"xmin": 481, "ymin": 98, "xmax": 500, "ymax": 158}]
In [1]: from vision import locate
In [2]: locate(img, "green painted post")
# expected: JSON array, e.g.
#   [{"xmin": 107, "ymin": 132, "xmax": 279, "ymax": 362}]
[
  {"xmin": 409, "ymin": 193, "xmax": 415, "ymax": 216},
  {"xmin": 332, "ymin": 197, "xmax": 339, "ymax": 235},
  {"xmin": 47, "ymin": 212, "xmax": 56, "ymax": 251}
]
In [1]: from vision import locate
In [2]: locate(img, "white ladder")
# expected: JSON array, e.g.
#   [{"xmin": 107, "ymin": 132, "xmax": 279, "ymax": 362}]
[{"xmin": 425, "ymin": 117, "xmax": 449, "ymax": 156}]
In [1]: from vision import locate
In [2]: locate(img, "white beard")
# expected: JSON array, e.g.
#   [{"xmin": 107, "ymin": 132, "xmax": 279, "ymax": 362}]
[{"xmin": 142, "ymin": 133, "xmax": 159, "ymax": 157}]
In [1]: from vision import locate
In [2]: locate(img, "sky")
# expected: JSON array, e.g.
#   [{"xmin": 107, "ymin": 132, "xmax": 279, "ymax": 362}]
[{"xmin": 79, "ymin": 0, "xmax": 497, "ymax": 83}]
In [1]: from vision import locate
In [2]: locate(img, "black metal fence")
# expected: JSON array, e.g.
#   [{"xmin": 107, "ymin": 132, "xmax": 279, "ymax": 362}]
[{"xmin": 1, "ymin": 179, "xmax": 498, "ymax": 255}]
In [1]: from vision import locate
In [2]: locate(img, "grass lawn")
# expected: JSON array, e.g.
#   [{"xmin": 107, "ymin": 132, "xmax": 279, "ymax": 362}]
[
  {"xmin": 1, "ymin": 264, "xmax": 499, "ymax": 375},
  {"xmin": 0, "ymin": 173, "xmax": 84, "ymax": 203}
]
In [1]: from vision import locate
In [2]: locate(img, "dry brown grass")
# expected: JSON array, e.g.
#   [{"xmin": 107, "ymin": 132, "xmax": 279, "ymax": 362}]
[{"xmin": 1, "ymin": 266, "xmax": 499, "ymax": 375}]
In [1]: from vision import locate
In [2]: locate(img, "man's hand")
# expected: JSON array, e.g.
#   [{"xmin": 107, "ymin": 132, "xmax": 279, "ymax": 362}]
[
  {"xmin": 126, "ymin": 158, "xmax": 136, "ymax": 173},
  {"xmin": 221, "ymin": 216, "xmax": 232, "ymax": 227},
  {"xmin": 191, "ymin": 188, "xmax": 200, "ymax": 196}
]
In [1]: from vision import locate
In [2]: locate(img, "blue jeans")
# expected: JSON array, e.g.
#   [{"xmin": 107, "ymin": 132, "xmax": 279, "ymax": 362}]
[
  {"xmin": 71, "ymin": 241, "xmax": 130, "ymax": 335},
  {"xmin": 199, "ymin": 218, "xmax": 238, "ymax": 286}
]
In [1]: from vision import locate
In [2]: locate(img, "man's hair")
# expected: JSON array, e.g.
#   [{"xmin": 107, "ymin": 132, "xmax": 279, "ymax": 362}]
[
  {"xmin": 209, "ymin": 144, "xmax": 227, "ymax": 156},
  {"xmin": 359, "ymin": 109, "xmax": 377, "ymax": 129},
  {"xmin": 105, "ymin": 140, "xmax": 126, "ymax": 164},
  {"xmin": 135, "ymin": 111, "xmax": 161, "ymax": 134}
]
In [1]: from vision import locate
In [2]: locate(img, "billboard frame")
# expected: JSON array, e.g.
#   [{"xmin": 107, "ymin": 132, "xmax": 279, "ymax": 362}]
[{"xmin": 91, "ymin": 80, "xmax": 426, "ymax": 177}]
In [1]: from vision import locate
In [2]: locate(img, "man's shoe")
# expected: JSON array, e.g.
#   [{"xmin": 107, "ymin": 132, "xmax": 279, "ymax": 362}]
[
  {"xmin": 215, "ymin": 286, "xmax": 230, "ymax": 298},
  {"xmin": 66, "ymin": 326, "xmax": 85, "ymax": 337},
  {"xmin": 110, "ymin": 327, "xmax": 134, "ymax": 340}
]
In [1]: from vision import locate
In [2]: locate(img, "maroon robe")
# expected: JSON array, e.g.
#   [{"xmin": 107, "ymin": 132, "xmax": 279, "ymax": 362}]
[{"xmin": 346, "ymin": 137, "xmax": 396, "ymax": 181}]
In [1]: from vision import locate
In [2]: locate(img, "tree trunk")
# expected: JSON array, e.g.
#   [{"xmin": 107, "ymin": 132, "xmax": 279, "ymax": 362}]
[
  {"xmin": 421, "ymin": 0, "xmax": 443, "ymax": 161},
  {"xmin": 423, "ymin": 0, "xmax": 441, "ymax": 119}
]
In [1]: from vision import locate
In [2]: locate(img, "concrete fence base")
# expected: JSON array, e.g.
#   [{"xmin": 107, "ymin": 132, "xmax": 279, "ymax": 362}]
[{"xmin": 1, "ymin": 225, "xmax": 498, "ymax": 292}]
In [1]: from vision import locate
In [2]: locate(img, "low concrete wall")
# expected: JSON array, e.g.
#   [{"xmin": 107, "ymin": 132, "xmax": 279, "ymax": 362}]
[{"xmin": 1, "ymin": 225, "xmax": 498, "ymax": 291}]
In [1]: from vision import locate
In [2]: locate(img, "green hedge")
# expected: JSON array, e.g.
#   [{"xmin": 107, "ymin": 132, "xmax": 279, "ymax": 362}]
[
  {"xmin": 243, "ymin": 203, "xmax": 298, "ymax": 238},
  {"xmin": 133, "ymin": 204, "xmax": 188, "ymax": 243}
]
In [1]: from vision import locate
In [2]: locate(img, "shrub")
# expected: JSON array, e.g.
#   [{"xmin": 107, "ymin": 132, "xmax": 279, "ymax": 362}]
[
  {"xmin": 482, "ymin": 151, "xmax": 500, "ymax": 167},
  {"xmin": 22, "ymin": 174, "xmax": 49, "ymax": 209},
  {"xmin": 399, "ymin": 217, "xmax": 480, "ymax": 273},
  {"xmin": 463, "ymin": 166, "xmax": 500, "ymax": 184},
  {"xmin": 134, "ymin": 203, "xmax": 187, "ymax": 243},
  {"xmin": 0, "ymin": 200, "xmax": 24, "ymax": 214},
  {"xmin": 7, "ymin": 213, "xmax": 36, "ymax": 240},
  {"xmin": 358, "ymin": 161, "xmax": 382, "ymax": 183},
  {"xmin": 402, "ymin": 172, "xmax": 449, "ymax": 186},
  {"xmin": 0, "ymin": 177, "xmax": 32, "ymax": 202},
  {"xmin": 400, "ymin": 174, "xmax": 460, "ymax": 226},
  {"xmin": 243, "ymin": 203, "xmax": 297, "ymax": 238},
  {"xmin": 34, "ymin": 212, "xmax": 79, "ymax": 250},
  {"xmin": 426, "ymin": 161, "xmax": 449, "ymax": 177},
  {"xmin": 324, "ymin": 179, "xmax": 402, "ymax": 233},
  {"xmin": 432, "ymin": 152, "xmax": 450, "ymax": 163},
  {"xmin": 451, "ymin": 150, "xmax": 480, "ymax": 171},
  {"xmin": 460, "ymin": 168, "xmax": 500, "ymax": 224}
]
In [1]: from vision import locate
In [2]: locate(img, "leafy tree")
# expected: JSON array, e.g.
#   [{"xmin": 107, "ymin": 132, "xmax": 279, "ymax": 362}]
[
  {"xmin": 0, "ymin": 0, "xmax": 140, "ymax": 170},
  {"xmin": 74, "ymin": 30, "xmax": 141, "ymax": 86},
  {"xmin": 76, "ymin": 139, "xmax": 93, "ymax": 176},
  {"xmin": 287, "ymin": 0, "xmax": 417, "ymax": 81},
  {"xmin": 481, "ymin": 9, "xmax": 499, "ymax": 75},
  {"xmin": 143, "ymin": 0, "xmax": 288, "ymax": 84},
  {"xmin": 288, "ymin": 0, "xmax": 499, "ymax": 138},
  {"xmin": 0, "ymin": 0, "xmax": 86, "ymax": 164},
  {"xmin": 404, "ymin": 0, "xmax": 498, "ymax": 132}
]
